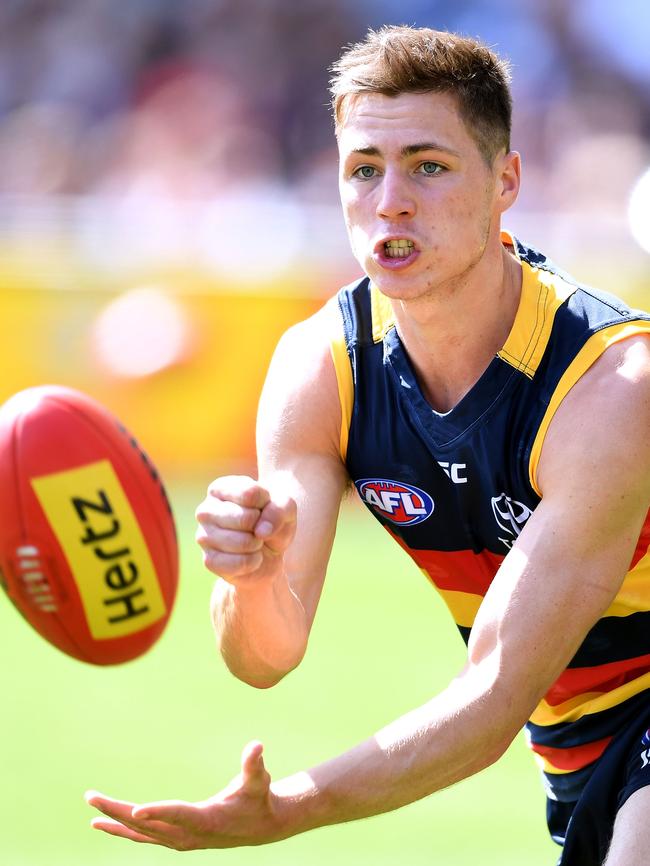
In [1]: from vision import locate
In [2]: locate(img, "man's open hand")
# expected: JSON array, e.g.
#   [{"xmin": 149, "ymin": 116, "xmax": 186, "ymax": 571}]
[{"xmin": 86, "ymin": 741, "xmax": 286, "ymax": 850}]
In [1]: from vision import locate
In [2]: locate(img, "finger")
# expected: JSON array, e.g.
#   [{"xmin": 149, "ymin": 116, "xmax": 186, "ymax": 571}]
[
  {"xmin": 208, "ymin": 477, "xmax": 270, "ymax": 510},
  {"xmin": 132, "ymin": 799, "xmax": 196, "ymax": 824},
  {"xmin": 254, "ymin": 497, "xmax": 297, "ymax": 551},
  {"xmin": 85, "ymin": 790, "xmax": 138, "ymax": 823},
  {"xmin": 87, "ymin": 791, "xmax": 167, "ymax": 832},
  {"xmin": 196, "ymin": 526, "xmax": 263, "ymax": 556},
  {"xmin": 87, "ymin": 793, "xmax": 191, "ymax": 848},
  {"xmin": 201, "ymin": 548, "xmax": 264, "ymax": 578},
  {"xmin": 91, "ymin": 817, "xmax": 166, "ymax": 846},
  {"xmin": 240, "ymin": 741, "xmax": 270, "ymax": 794},
  {"xmin": 195, "ymin": 497, "xmax": 261, "ymax": 533}
]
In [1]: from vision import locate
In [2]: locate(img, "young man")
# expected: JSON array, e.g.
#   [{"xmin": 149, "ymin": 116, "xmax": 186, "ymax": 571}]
[{"xmin": 87, "ymin": 26, "xmax": 650, "ymax": 865}]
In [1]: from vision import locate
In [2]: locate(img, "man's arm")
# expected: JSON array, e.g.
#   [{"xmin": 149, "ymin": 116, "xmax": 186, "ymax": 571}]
[
  {"xmin": 196, "ymin": 305, "xmax": 348, "ymax": 687},
  {"xmin": 271, "ymin": 334, "xmax": 650, "ymax": 829},
  {"xmin": 268, "ymin": 335, "xmax": 650, "ymax": 831},
  {"xmin": 87, "ymin": 336, "xmax": 650, "ymax": 849}
]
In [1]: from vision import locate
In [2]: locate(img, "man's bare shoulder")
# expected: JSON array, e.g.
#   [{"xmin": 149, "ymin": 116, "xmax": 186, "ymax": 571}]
[
  {"xmin": 272, "ymin": 299, "xmax": 342, "ymax": 378},
  {"xmin": 257, "ymin": 299, "xmax": 345, "ymax": 464},
  {"xmin": 609, "ymin": 332, "xmax": 650, "ymax": 385},
  {"xmin": 537, "ymin": 334, "xmax": 650, "ymax": 504}
]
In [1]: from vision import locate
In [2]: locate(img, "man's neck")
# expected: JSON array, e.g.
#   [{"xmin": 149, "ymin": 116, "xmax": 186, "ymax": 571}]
[{"xmin": 391, "ymin": 243, "xmax": 523, "ymax": 414}]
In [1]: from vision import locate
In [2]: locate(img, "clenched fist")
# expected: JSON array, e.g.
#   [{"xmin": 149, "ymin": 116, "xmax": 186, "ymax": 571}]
[{"xmin": 195, "ymin": 476, "xmax": 297, "ymax": 584}]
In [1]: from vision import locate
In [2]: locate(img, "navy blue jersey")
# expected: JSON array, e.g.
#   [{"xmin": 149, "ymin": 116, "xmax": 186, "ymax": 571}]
[{"xmin": 327, "ymin": 233, "xmax": 650, "ymax": 801}]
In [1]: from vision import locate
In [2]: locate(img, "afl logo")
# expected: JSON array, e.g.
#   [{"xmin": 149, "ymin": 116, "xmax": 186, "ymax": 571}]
[{"xmin": 355, "ymin": 478, "xmax": 434, "ymax": 526}]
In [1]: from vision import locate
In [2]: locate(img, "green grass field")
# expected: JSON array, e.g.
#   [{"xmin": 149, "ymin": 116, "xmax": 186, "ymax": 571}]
[{"xmin": 0, "ymin": 481, "xmax": 559, "ymax": 865}]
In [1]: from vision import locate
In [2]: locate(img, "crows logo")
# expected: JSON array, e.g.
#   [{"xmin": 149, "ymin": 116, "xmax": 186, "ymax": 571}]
[
  {"xmin": 491, "ymin": 493, "xmax": 533, "ymax": 539},
  {"xmin": 355, "ymin": 478, "xmax": 434, "ymax": 526}
]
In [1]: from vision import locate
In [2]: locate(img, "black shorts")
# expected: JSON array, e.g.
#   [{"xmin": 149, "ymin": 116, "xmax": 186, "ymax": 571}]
[{"xmin": 546, "ymin": 701, "xmax": 650, "ymax": 866}]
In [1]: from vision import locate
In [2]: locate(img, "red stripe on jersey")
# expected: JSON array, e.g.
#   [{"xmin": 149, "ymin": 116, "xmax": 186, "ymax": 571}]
[
  {"xmin": 545, "ymin": 653, "xmax": 650, "ymax": 707},
  {"xmin": 385, "ymin": 530, "xmax": 504, "ymax": 595},
  {"xmin": 531, "ymin": 735, "xmax": 613, "ymax": 772},
  {"xmin": 629, "ymin": 509, "xmax": 650, "ymax": 570}
]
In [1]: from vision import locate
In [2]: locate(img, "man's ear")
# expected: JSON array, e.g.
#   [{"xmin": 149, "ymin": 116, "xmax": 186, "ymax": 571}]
[{"xmin": 495, "ymin": 150, "xmax": 521, "ymax": 214}]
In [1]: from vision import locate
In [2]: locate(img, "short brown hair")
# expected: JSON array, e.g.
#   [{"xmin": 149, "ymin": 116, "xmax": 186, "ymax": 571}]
[{"xmin": 330, "ymin": 25, "xmax": 512, "ymax": 164}]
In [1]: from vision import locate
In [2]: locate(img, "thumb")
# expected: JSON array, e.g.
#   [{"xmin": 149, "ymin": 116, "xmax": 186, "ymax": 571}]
[
  {"xmin": 240, "ymin": 741, "xmax": 270, "ymax": 793},
  {"xmin": 255, "ymin": 495, "xmax": 297, "ymax": 554}
]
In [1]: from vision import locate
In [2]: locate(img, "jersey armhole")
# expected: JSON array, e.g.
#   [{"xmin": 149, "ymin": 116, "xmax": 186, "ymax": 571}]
[
  {"xmin": 529, "ymin": 321, "xmax": 650, "ymax": 496},
  {"xmin": 326, "ymin": 297, "xmax": 354, "ymax": 462}
]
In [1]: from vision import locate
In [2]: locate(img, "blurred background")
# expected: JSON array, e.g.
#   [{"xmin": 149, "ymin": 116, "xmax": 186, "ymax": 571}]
[
  {"xmin": 0, "ymin": 1, "xmax": 648, "ymax": 864},
  {"xmin": 0, "ymin": 0, "xmax": 649, "ymax": 475}
]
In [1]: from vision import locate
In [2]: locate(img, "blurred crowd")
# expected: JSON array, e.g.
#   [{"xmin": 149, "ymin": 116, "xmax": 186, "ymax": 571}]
[
  {"xmin": 0, "ymin": 0, "xmax": 648, "ymax": 283},
  {"xmin": 0, "ymin": 0, "xmax": 353, "ymax": 203}
]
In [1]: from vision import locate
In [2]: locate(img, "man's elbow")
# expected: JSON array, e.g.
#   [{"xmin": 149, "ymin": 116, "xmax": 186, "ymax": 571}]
[
  {"xmin": 230, "ymin": 666, "xmax": 290, "ymax": 690},
  {"xmin": 453, "ymin": 655, "xmax": 531, "ymax": 769},
  {"xmin": 221, "ymin": 651, "xmax": 303, "ymax": 690},
  {"xmin": 483, "ymin": 728, "xmax": 517, "ymax": 769}
]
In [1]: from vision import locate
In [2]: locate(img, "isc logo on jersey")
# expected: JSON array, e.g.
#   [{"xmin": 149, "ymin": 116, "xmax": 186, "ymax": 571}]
[{"xmin": 355, "ymin": 478, "xmax": 434, "ymax": 526}]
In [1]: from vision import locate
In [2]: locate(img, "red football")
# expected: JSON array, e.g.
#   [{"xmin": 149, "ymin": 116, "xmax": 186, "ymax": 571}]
[{"xmin": 0, "ymin": 385, "xmax": 178, "ymax": 665}]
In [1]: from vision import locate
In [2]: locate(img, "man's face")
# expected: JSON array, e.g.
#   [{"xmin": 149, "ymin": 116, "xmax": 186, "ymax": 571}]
[{"xmin": 337, "ymin": 91, "xmax": 514, "ymax": 300}]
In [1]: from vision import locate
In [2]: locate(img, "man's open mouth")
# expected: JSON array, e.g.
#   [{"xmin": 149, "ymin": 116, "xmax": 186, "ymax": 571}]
[{"xmin": 384, "ymin": 239, "xmax": 415, "ymax": 258}]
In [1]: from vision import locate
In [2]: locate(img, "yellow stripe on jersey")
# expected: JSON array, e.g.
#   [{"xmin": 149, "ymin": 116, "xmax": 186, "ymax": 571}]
[
  {"xmin": 603, "ymin": 551, "xmax": 650, "ymax": 618},
  {"xmin": 498, "ymin": 264, "xmax": 577, "ymax": 379},
  {"xmin": 529, "ymin": 321, "xmax": 650, "ymax": 495},
  {"xmin": 436, "ymin": 587, "xmax": 483, "ymax": 628},
  {"xmin": 327, "ymin": 297, "xmax": 354, "ymax": 461},
  {"xmin": 370, "ymin": 283, "xmax": 396, "ymax": 343},
  {"xmin": 529, "ymin": 669, "xmax": 650, "ymax": 727}
]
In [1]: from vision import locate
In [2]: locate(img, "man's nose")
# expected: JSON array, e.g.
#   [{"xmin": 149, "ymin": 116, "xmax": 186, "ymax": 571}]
[{"xmin": 376, "ymin": 170, "xmax": 416, "ymax": 220}]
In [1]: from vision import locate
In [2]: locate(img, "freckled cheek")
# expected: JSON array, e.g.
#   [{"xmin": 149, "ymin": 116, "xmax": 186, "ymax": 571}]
[
  {"xmin": 341, "ymin": 190, "xmax": 367, "ymax": 227},
  {"xmin": 339, "ymin": 178, "xmax": 359, "ymax": 207},
  {"xmin": 341, "ymin": 192, "xmax": 373, "ymax": 255},
  {"xmin": 348, "ymin": 224, "xmax": 372, "ymax": 262},
  {"xmin": 424, "ymin": 193, "xmax": 484, "ymax": 242}
]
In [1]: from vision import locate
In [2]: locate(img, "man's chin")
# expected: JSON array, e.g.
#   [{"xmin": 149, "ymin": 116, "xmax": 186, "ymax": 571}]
[{"xmin": 367, "ymin": 267, "xmax": 422, "ymax": 298}]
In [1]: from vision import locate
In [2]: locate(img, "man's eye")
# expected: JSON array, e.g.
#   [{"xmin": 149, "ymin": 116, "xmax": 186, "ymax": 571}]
[
  {"xmin": 417, "ymin": 161, "xmax": 443, "ymax": 175},
  {"xmin": 353, "ymin": 165, "xmax": 377, "ymax": 179}
]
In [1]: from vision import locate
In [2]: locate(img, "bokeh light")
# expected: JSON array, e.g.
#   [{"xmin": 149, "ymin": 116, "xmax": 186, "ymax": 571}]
[
  {"xmin": 628, "ymin": 167, "xmax": 650, "ymax": 257},
  {"xmin": 91, "ymin": 286, "xmax": 191, "ymax": 378}
]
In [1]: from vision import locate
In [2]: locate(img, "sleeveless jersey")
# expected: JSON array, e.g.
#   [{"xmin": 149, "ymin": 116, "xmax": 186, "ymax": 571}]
[{"xmin": 328, "ymin": 233, "xmax": 650, "ymax": 802}]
